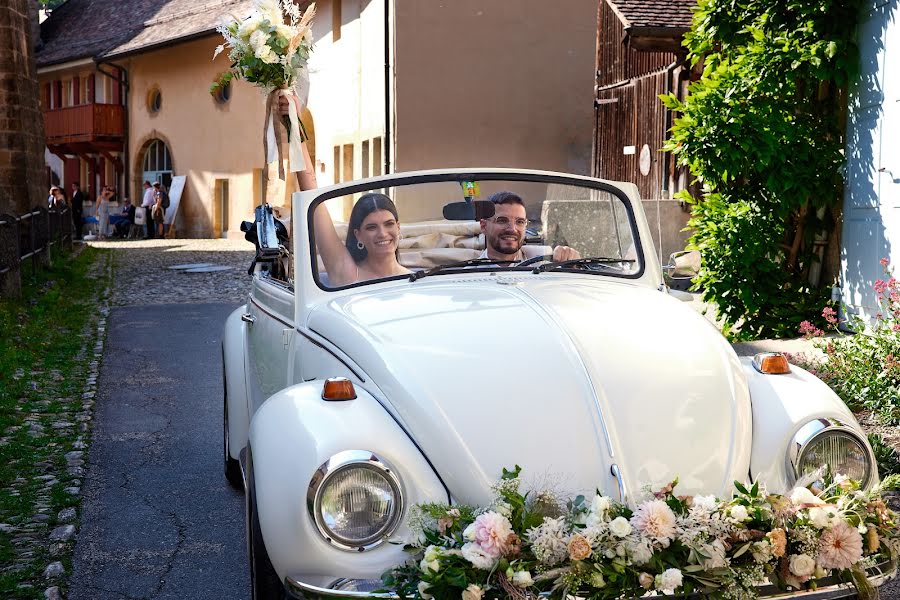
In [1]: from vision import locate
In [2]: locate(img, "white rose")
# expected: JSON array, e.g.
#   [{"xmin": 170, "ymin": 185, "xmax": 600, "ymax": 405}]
[
  {"xmin": 807, "ymin": 507, "xmax": 830, "ymax": 529},
  {"xmin": 511, "ymin": 571, "xmax": 533, "ymax": 588},
  {"xmin": 461, "ymin": 542, "xmax": 495, "ymax": 570},
  {"xmin": 419, "ymin": 557, "xmax": 439, "ymax": 573},
  {"xmin": 462, "ymin": 583, "xmax": 484, "ymax": 600},
  {"xmin": 238, "ymin": 15, "xmax": 263, "ymax": 40},
  {"xmin": 609, "ymin": 516, "xmax": 632, "ymax": 538},
  {"xmin": 657, "ymin": 568, "xmax": 683, "ymax": 592},
  {"xmin": 730, "ymin": 504, "xmax": 749, "ymax": 522},
  {"xmin": 462, "ymin": 522, "xmax": 476, "ymax": 541},
  {"xmin": 423, "ymin": 545, "xmax": 440, "ymax": 562},
  {"xmin": 417, "ymin": 581, "xmax": 432, "ymax": 600},
  {"xmin": 790, "ymin": 487, "xmax": 825, "ymax": 507},
  {"xmin": 249, "ymin": 29, "xmax": 268, "ymax": 52},
  {"xmin": 591, "ymin": 495, "xmax": 612, "ymax": 517},
  {"xmin": 789, "ymin": 554, "xmax": 816, "ymax": 577}
]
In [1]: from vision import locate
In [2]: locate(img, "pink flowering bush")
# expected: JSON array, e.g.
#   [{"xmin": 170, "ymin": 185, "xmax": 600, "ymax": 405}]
[{"xmin": 791, "ymin": 258, "xmax": 900, "ymax": 424}]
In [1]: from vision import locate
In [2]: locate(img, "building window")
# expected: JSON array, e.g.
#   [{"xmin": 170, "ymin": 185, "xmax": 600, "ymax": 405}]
[
  {"xmin": 148, "ymin": 87, "xmax": 162, "ymax": 113},
  {"xmin": 142, "ymin": 140, "xmax": 173, "ymax": 191},
  {"xmin": 372, "ymin": 136, "xmax": 383, "ymax": 176},
  {"xmin": 362, "ymin": 140, "xmax": 370, "ymax": 178},
  {"xmin": 212, "ymin": 80, "xmax": 232, "ymax": 104},
  {"xmin": 342, "ymin": 144, "xmax": 354, "ymax": 182}
]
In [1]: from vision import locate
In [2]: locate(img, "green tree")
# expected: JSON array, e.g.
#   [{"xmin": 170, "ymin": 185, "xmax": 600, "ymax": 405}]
[{"xmin": 662, "ymin": 0, "xmax": 863, "ymax": 340}]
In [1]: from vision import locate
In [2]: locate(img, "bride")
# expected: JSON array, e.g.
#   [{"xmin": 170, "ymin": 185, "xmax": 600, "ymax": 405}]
[{"xmin": 279, "ymin": 94, "xmax": 410, "ymax": 287}]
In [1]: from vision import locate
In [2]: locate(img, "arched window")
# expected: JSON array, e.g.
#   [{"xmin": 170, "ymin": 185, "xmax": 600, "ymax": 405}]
[{"xmin": 142, "ymin": 139, "xmax": 173, "ymax": 190}]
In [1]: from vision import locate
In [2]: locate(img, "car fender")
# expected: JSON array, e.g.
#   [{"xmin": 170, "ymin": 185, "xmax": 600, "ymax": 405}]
[
  {"xmin": 249, "ymin": 380, "xmax": 448, "ymax": 583},
  {"xmin": 223, "ymin": 306, "xmax": 249, "ymax": 461},
  {"xmin": 743, "ymin": 357, "xmax": 874, "ymax": 492}
]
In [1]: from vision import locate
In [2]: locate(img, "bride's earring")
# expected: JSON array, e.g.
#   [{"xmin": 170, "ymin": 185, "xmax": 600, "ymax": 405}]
[{"xmin": 357, "ymin": 240, "xmax": 365, "ymax": 250}]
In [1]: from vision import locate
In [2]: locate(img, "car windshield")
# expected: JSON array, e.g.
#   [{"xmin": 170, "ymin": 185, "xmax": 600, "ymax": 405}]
[{"xmin": 307, "ymin": 175, "xmax": 643, "ymax": 290}]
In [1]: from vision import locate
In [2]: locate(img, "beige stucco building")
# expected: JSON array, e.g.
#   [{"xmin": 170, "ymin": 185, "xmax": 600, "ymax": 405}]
[{"xmin": 37, "ymin": 0, "xmax": 598, "ymax": 238}]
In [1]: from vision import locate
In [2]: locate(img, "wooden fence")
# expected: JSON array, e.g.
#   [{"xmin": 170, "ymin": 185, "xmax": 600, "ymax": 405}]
[{"xmin": 0, "ymin": 206, "xmax": 74, "ymax": 298}]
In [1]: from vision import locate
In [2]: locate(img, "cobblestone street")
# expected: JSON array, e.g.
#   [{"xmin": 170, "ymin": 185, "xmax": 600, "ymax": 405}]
[{"xmin": 89, "ymin": 238, "xmax": 255, "ymax": 307}]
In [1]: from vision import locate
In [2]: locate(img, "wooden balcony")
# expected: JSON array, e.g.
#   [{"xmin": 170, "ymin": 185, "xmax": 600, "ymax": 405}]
[{"xmin": 44, "ymin": 103, "xmax": 125, "ymax": 153}]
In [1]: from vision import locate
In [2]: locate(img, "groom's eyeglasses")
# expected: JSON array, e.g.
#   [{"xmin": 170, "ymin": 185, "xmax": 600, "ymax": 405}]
[{"xmin": 491, "ymin": 216, "xmax": 529, "ymax": 229}]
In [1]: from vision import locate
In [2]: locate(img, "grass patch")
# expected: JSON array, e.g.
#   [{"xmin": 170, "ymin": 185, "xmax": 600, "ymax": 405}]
[{"xmin": 0, "ymin": 247, "xmax": 108, "ymax": 598}]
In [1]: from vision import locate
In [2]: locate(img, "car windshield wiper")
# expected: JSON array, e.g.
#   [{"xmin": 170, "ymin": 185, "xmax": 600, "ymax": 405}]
[
  {"xmin": 533, "ymin": 257, "xmax": 636, "ymax": 273},
  {"xmin": 409, "ymin": 258, "xmax": 518, "ymax": 281}
]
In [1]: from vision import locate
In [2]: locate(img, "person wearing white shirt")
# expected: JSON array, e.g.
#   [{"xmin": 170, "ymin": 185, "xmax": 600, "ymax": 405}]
[{"xmin": 140, "ymin": 181, "xmax": 156, "ymax": 239}]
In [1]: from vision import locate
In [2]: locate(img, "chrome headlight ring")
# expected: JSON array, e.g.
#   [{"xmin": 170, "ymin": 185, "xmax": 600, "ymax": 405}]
[
  {"xmin": 307, "ymin": 450, "xmax": 404, "ymax": 552},
  {"xmin": 787, "ymin": 418, "xmax": 875, "ymax": 488}
]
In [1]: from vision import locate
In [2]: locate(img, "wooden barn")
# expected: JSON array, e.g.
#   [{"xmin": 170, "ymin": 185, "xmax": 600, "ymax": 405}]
[{"xmin": 593, "ymin": 0, "xmax": 696, "ymax": 259}]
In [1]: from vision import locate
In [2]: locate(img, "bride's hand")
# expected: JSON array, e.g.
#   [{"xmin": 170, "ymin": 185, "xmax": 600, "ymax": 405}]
[{"xmin": 277, "ymin": 92, "xmax": 301, "ymax": 118}]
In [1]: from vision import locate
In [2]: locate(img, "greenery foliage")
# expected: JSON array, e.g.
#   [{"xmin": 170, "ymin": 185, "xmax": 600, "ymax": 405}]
[
  {"xmin": 868, "ymin": 434, "xmax": 900, "ymax": 478},
  {"xmin": 662, "ymin": 0, "xmax": 864, "ymax": 340},
  {"xmin": 0, "ymin": 248, "xmax": 107, "ymax": 597},
  {"xmin": 789, "ymin": 260, "xmax": 900, "ymax": 424}
]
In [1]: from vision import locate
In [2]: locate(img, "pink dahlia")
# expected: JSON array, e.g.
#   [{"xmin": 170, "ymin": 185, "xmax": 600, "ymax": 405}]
[
  {"xmin": 464, "ymin": 512, "xmax": 513, "ymax": 558},
  {"xmin": 631, "ymin": 500, "xmax": 677, "ymax": 545},
  {"xmin": 817, "ymin": 521, "xmax": 863, "ymax": 570}
]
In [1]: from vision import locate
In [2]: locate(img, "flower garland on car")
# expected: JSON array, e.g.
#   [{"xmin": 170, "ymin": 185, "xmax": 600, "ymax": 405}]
[
  {"xmin": 382, "ymin": 467, "xmax": 899, "ymax": 600},
  {"xmin": 214, "ymin": 0, "xmax": 315, "ymax": 200}
]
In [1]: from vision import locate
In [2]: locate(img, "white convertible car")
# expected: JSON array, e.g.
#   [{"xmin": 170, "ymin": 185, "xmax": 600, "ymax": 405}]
[{"xmin": 222, "ymin": 169, "xmax": 884, "ymax": 599}]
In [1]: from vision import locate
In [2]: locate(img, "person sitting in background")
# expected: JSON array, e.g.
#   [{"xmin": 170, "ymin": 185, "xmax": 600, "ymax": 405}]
[{"xmin": 114, "ymin": 199, "xmax": 135, "ymax": 238}]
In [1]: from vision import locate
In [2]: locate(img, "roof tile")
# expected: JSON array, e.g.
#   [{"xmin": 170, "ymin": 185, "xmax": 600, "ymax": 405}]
[{"xmin": 607, "ymin": 0, "xmax": 696, "ymax": 31}]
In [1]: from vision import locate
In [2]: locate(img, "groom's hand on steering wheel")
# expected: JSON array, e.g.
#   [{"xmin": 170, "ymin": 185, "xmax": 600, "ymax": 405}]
[{"xmin": 552, "ymin": 245, "xmax": 580, "ymax": 262}]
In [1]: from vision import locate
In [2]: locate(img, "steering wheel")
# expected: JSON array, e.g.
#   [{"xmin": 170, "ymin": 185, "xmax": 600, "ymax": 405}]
[{"xmin": 515, "ymin": 254, "xmax": 553, "ymax": 268}]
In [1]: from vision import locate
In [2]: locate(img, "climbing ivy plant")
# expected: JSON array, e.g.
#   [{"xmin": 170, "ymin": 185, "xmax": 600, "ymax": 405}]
[{"xmin": 662, "ymin": 0, "xmax": 864, "ymax": 340}]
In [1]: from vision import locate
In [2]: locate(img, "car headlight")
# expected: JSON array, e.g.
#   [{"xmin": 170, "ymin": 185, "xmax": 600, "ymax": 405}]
[
  {"xmin": 789, "ymin": 419, "xmax": 874, "ymax": 487},
  {"xmin": 308, "ymin": 450, "xmax": 403, "ymax": 551}
]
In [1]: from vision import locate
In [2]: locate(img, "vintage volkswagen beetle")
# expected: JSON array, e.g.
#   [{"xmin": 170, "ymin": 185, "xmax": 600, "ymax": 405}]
[{"xmin": 222, "ymin": 169, "xmax": 884, "ymax": 599}]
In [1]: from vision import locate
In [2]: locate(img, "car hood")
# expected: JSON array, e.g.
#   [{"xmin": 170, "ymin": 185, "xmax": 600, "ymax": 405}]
[{"xmin": 307, "ymin": 275, "xmax": 751, "ymax": 505}]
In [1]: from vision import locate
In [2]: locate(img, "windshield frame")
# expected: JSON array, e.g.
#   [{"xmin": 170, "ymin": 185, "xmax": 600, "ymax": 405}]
[{"xmin": 306, "ymin": 171, "xmax": 647, "ymax": 292}]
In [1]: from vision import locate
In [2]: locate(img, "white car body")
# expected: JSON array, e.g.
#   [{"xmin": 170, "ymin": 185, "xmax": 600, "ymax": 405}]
[{"xmin": 222, "ymin": 169, "xmax": 881, "ymax": 599}]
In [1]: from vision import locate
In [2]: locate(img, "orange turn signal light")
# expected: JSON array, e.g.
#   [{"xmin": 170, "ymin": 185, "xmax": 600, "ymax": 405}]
[
  {"xmin": 322, "ymin": 377, "xmax": 357, "ymax": 401},
  {"xmin": 752, "ymin": 352, "xmax": 791, "ymax": 375}
]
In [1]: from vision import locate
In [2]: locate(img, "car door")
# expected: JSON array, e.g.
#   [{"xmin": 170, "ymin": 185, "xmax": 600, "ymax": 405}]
[{"xmin": 245, "ymin": 275, "xmax": 295, "ymax": 416}]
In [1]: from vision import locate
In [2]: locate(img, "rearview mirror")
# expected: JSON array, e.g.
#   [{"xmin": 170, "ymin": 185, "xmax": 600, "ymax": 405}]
[{"xmin": 442, "ymin": 200, "xmax": 495, "ymax": 221}]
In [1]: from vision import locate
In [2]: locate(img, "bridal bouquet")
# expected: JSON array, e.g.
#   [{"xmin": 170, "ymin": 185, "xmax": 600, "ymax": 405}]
[
  {"xmin": 383, "ymin": 467, "xmax": 899, "ymax": 600},
  {"xmin": 214, "ymin": 0, "xmax": 316, "ymax": 182}
]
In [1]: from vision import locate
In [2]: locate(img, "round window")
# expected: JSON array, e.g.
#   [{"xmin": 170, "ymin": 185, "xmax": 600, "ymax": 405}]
[
  {"xmin": 148, "ymin": 88, "xmax": 162, "ymax": 113},
  {"xmin": 213, "ymin": 80, "xmax": 232, "ymax": 105}
]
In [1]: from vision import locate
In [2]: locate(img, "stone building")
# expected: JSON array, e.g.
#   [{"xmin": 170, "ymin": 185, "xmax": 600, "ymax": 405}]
[{"xmin": 0, "ymin": 0, "xmax": 46, "ymax": 215}]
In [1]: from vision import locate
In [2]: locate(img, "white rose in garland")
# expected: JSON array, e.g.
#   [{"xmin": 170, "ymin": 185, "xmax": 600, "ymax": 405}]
[
  {"xmin": 609, "ymin": 516, "xmax": 632, "ymax": 538},
  {"xmin": 461, "ymin": 583, "xmax": 484, "ymax": 600},
  {"xmin": 789, "ymin": 554, "xmax": 816, "ymax": 577},
  {"xmin": 656, "ymin": 568, "xmax": 684, "ymax": 593}
]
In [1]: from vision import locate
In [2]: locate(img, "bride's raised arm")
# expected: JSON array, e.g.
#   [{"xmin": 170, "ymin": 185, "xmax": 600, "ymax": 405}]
[{"xmin": 292, "ymin": 128, "xmax": 356, "ymax": 285}]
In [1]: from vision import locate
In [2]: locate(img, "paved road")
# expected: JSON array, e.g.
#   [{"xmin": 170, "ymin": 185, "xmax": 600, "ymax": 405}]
[{"xmin": 68, "ymin": 303, "xmax": 247, "ymax": 600}]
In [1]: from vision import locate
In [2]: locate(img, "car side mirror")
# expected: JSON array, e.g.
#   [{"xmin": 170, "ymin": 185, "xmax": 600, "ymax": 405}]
[
  {"xmin": 664, "ymin": 250, "xmax": 700, "ymax": 291},
  {"xmin": 442, "ymin": 200, "xmax": 495, "ymax": 221}
]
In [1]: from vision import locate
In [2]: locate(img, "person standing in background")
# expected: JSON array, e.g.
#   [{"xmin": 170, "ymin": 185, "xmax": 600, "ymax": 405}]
[
  {"xmin": 96, "ymin": 186, "xmax": 111, "ymax": 240},
  {"xmin": 141, "ymin": 181, "xmax": 155, "ymax": 239},
  {"xmin": 70, "ymin": 181, "xmax": 85, "ymax": 240}
]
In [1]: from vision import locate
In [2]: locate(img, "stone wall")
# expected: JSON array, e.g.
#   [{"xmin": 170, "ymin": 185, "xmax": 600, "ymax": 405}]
[{"xmin": 0, "ymin": 0, "xmax": 46, "ymax": 215}]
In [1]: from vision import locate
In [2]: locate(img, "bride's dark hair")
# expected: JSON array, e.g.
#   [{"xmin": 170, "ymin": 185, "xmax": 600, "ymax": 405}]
[{"xmin": 345, "ymin": 193, "xmax": 401, "ymax": 263}]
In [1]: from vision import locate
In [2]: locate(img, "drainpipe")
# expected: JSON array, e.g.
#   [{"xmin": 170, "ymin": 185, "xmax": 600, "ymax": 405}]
[
  {"xmin": 95, "ymin": 60, "xmax": 130, "ymax": 202},
  {"xmin": 383, "ymin": 0, "xmax": 392, "ymax": 174}
]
